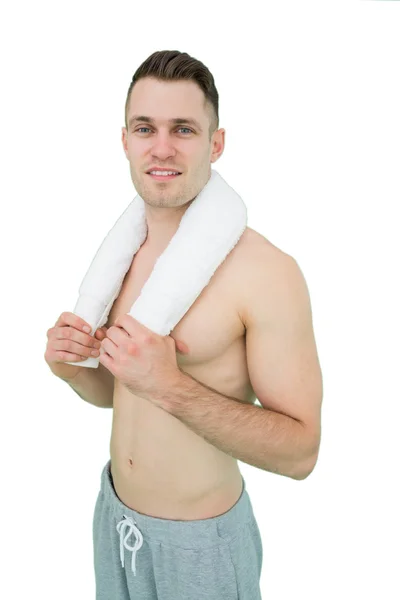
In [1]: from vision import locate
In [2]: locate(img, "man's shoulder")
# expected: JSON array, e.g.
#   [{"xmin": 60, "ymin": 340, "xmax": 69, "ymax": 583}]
[
  {"xmin": 238, "ymin": 226, "xmax": 291, "ymax": 265},
  {"xmin": 234, "ymin": 227, "xmax": 295, "ymax": 326}
]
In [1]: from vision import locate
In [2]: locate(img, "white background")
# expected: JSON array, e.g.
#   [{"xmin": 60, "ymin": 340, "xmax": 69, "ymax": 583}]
[{"xmin": 1, "ymin": 1, "xmax": 399, "ymax": 598}]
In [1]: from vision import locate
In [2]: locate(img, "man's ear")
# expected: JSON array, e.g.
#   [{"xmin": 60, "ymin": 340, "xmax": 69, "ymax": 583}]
[{"xmin": 121, "ymin": 127, "xmax": 128, "ymax": 158}]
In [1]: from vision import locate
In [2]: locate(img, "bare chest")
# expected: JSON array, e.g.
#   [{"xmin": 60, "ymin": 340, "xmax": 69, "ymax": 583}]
[{"xmin": 107, "ymin": 232, "xmax": 253, "ymax": 400}]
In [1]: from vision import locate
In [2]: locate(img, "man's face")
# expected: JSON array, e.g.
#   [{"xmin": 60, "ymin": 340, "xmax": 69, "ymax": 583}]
[{"xmin": 121, "ymin": 77, "xmax": 225, "ymax": 209}]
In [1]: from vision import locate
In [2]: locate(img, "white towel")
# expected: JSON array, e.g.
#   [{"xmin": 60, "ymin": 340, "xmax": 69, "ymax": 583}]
[{"xmin": 66, "ymin": 169, "xmax": 247, "ymax": 368}]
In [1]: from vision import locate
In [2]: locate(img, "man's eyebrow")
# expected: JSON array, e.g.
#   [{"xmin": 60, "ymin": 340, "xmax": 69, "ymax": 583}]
[{"xmin": 128, "ymin": 115, "xmax": 203, "ymax": 132}]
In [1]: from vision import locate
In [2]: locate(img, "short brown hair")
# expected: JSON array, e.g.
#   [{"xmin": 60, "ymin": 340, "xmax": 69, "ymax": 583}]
[{"xmin": 124, "ymin": 50, "xmax": 219, "ymax": 140}]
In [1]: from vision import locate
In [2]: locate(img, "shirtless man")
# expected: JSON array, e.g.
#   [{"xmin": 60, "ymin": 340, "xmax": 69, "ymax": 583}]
[{"xmin": 45, "ymin": 50, "xmax": 323, "ymax": 600}]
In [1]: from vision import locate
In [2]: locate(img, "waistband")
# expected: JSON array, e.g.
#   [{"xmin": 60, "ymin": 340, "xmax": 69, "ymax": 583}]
[{"xmin": 99, "ymin": 459, "xmax": 255, "ymax": 548}]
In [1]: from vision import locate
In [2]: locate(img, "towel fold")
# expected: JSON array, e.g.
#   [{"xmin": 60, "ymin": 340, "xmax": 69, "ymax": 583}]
[{"xmin": 66, "ymin": 169, "xmax": 247, "ymax": 368}]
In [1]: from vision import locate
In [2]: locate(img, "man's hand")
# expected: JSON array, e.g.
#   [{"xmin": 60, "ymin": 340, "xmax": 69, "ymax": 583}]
[{"xmin": 99, "ymin": 314, "xmax": 188, "ymax": 404}]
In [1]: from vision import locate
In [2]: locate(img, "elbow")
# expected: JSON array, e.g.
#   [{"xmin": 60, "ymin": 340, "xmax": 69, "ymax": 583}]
[
  {"xmin": 292, "ymin": 464, "xmax": 315, "ymax": 480},
  {"xmin": 291, "ymin": 460, "xmax": 316, "ymax": 480},
  {"xmin": 292, "ymin": 443, "xmax": 320, "ymax": 480}
]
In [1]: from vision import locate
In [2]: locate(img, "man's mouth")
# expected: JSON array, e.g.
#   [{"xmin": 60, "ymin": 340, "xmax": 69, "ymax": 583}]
[{"xmin": 147, "ymin": 171, "xmax": 182, "ymax": 181}]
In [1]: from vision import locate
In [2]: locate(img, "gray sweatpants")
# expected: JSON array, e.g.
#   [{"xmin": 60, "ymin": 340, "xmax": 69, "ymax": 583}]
[{"xmin": 92, "ymin": 460, "xmax": 263, "ymax": 599}]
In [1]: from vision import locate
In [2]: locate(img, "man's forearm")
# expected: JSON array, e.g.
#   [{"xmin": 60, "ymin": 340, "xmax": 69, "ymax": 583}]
[
  {"xmin": 157, "ymin": 371, "xmax": 316, "ymax": 480},
  {"xmin": 63, "ymin": 363, "xmax": 114, "ymax": 408}
]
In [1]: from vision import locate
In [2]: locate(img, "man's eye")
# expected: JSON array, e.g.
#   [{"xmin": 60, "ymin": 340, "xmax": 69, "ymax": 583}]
[{"xmin": 135, "ymin": 127, "xmax": 193, "ymax": 134}]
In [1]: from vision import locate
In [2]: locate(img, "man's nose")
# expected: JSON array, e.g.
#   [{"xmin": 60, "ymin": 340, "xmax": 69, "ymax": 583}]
[{"xmin": 151, "ymin": 134, "xmax": 177, "ymax": 159}]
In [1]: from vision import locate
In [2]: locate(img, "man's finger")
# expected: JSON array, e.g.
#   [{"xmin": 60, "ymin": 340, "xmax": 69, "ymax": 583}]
[
  {"xmin": 95, "ymin": 328, "xmax": 108, "ymax": 340},
  {"xmin": 175, "ymin": 339, "xmax": 189, "ymax": 354}
]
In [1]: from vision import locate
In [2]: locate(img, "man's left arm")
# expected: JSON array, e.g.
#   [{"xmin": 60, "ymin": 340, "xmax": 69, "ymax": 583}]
[
  {"xmin": 152, "ymin": 252, "xmax": 323, "ymax": 481},
  {"xmin": 157, "ymin": 370, "xmax": 314, "ymax": 480}
]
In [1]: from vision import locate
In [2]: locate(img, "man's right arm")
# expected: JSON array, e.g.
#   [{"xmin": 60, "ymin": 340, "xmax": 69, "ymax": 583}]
[{"xmin": 64, "ymin": 361, "xmax": 114, "ymax": 408}]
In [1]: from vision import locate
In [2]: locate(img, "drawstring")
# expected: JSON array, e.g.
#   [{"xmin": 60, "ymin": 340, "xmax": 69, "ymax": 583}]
[{"xmin": 116, "ymin": 515, "xmax": 144, "ymax": 576}]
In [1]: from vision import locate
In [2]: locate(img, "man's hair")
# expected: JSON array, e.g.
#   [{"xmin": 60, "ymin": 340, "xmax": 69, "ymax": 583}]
[{"xmin": 124, "ymin": 50, "xmax": 219, "ymax": 140}]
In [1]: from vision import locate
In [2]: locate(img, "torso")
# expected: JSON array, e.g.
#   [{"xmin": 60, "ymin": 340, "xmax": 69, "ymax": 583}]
[{"xmin": 107, "ymin": 227, "xmax": 276, "ymax": 520}]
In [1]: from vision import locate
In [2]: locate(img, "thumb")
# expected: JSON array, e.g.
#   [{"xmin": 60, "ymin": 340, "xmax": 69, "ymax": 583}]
[
  {"xmin": 175, "ymin": 338, "xmax": 189, "ymax": 355},
  {"xmin": 95, "ymin": 327, "xmax": 108, "ymax": 340}
]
